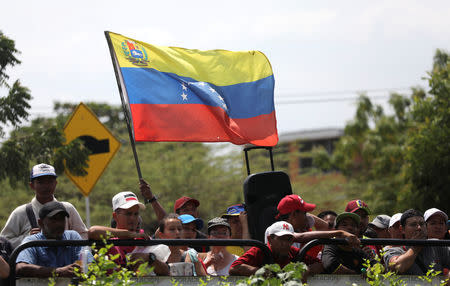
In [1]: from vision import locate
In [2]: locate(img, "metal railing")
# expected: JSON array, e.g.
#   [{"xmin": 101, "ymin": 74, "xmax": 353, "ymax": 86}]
[
  {"xmin": 296, "ymin": 238, "xmax": 450, "ymax": 261},
  {"xmin": 8, "ymin": 238, "xmax": 271, "ymax": 286}
]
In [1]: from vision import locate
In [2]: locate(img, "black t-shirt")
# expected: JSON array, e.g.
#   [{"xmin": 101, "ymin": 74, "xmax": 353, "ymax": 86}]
[
  {"xmin": 322, "ymin": 244, "xmax": 372, "ymax": 274},
  {"xmin": 193, "ymin": 231, "xmax": 210, "ymax": 253},
  {"xmin": 0, "ymin": 236, "xmax": 12, "ymax": 286}
]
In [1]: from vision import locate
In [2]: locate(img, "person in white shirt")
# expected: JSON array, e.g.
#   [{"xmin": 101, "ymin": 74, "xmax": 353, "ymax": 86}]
[{"xmin": 0, "ymin": 163, "xmax": 88, "ymax": 249}]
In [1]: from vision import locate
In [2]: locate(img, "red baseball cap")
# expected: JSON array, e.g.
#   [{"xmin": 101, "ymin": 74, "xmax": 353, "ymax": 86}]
[
  {"xmin": 345, "ymin": 199, "xmax": 370, "ymax": 214},
  {"xmin": 174, "ymin": 196, "xmax": 200, "ymax": 212},
  {"xmin": 276, "ymin": 195, "xmax": 316, "ymax": 219}
]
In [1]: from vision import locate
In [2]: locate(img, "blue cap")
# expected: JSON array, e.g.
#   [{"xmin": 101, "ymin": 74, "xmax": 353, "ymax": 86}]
[
  {"xmin": 221, "ymin": 204, "xmax": 245, "ymax": 218},
  {"xmin": 178, "ymin": 214, "xmax": 203, "ymax": 230}
]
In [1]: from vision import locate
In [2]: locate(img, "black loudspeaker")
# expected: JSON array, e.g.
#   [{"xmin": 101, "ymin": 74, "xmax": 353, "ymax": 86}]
[{"xmin": 244, "ymin": 171, "xmax": 292, "ymax": 242}]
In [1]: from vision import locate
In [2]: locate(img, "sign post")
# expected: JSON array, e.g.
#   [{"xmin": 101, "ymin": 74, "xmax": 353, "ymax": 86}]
[{"xmin": 63, "ymin": 103, "xmax": 121, "ymax": 227}]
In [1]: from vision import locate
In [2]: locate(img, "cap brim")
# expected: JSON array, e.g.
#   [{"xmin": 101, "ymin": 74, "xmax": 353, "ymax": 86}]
[
  {"xmin": 117, "ymin": 201, "xmax": 145, "ymax": 211},
  {"xmin": 369, "ymin": 222, "xmax": 387, "ymax": 229},
  {"xmin": 273, "ymin": 231, "xmax": 294, "ymax": 237},
  {"xmin": 208, "ymin": 223, "xmax": 230, "ymax": 231},
  {"xmin": 349, "ymin": 207, "xmax": 370, "ymax": 215},
  {"xmin": 221, "ymin": 213, "xmax": 239, "ymax": 218},
  {"xmin": 177, "ymin": 198, "xmax": 200, "ymax": 210},
  {"xmin": 31, "ymin": 173, "xmax": 57, "ymax": 179},
  {"xmin": 46, "ymin": 209, "xmax": 69, "ymax": 218},
  {"xmin": 181, "ymin": 217, "xmax": 204, "ymax": 230},
  {"xmin": 336, "ymin": 212, "xmax": 361, "ymax": 225},
  {"xmin": 426, "ymin": 211, "xmax": 448, "ymax": 221},
  {"xmin": 302, "ymin": 202, "xmax": 316, "ymax": 212}
]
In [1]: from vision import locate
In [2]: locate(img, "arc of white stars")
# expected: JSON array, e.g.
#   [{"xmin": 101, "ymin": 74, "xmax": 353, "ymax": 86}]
[
  {"xmin": 181, "ymin": 83, "xmax": 187, "ymax": 91},
  {"xmin": 180, "ymin": 92, "xmax": 188, "ymax": 101},
  {"xmin": 217, "ymin": 95, "xmax": 224, "ymax": 102},
  {"xmin": 222, "ymin": 103, "xmax": 228, "ymax": 110},
  {"xmin": 209, "ymin": 87, "xmax": 217, "ymax": 93}
]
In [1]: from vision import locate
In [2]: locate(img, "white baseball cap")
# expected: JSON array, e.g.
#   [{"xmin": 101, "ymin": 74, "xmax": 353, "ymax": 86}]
[
  {"xmin": 389, "ymin": 213, "xmax": 402, "ymax": 228},
  {"xmin": 30, "ymin": 163, "xmax": 57, "ymax": 180},
  {"xmin": 265, "ymin": 221, "xmax": 294, "ymax": 243},
  {"xmin": 424, "ymin": 208, "xmax": 448, "ymax": 222},
  {"xmin": 112, "ymin": 191, "xmax": 145, "ymax": 211}
]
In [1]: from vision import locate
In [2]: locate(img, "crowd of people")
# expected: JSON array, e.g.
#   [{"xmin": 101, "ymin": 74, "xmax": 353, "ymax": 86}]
[{"xmin": 0, "ymin": 163, "xmax": 449, "ymax": 283}]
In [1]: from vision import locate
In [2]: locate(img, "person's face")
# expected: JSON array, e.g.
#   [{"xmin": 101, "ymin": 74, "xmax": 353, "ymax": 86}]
[
  {"xmin": 289, "ymin": 210, "xmax": 307, "ymax": 232},
  {"xmin": 178, "ymin": 202, "xmax": 198, "ymax": 217},
  {"xmin": 323, "ymin": 214, "xmax": 336, "ymax": 229},
  {"xmin": 402, "ymin": 216, "xmax": 427, "ymax": 239},
  {"xmin": 181, "ymin": 222, "xmax": 197, "ymax": 239},
  {"xmin": 161, "ymin": 219, "xmax": 182, "ymax": 239},
  {"xmin": 30, "ymin": 176, "xmax": 57, "ymax": 200},
  {"xmin": 268, "ymin": 234, "xmax": 294, "ymax": 258},
  {"xmin": 337, "ymin": 217, "xmax": 359, "ymax": 235},
  {"xmin": 39, "ymin": 212, "xmax": 66, "ymax": 239},
  {"xmin": 113, "ymin": 205, "xmax": 140, "ymax": 232},
  {"xmin": 388, "ymin": 222, "xmax": 403, "ymax": 239},
  {"xmin": 426, "ymin": 214, "xmax": 447, "ymax": 239},
  {"xmin": 227, "ymin": 216, "xmax": 242, "ymax": 238},
  {"xmin": 373, "ymin": 226, "xmax": 390, "ymax": 238},
  {"xmin": 209, "ymin": 225, "xmax": 231, "ymax": 239},
  {"xmin": 354, "ymin": 209, "xmax": 369, "ymax": 235}
]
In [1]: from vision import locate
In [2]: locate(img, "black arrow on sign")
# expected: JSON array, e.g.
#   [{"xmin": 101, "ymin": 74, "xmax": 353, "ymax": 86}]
[{"xmin": 78, "ymin": 135, "xmax": 110, "ymax": 155}]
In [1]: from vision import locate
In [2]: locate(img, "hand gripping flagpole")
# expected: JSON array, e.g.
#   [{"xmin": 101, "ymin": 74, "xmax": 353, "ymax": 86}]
[{"xmin": 104, "ymin": 31, "xmax": 142, "ymax": 179}]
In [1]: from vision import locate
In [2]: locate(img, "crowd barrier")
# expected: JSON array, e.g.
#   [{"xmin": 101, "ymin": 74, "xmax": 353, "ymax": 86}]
[
  {"xmin": 296, "ymin": 238, "xmax": 450, "ymax": 261},
  {"xmin": 8, "ymin": 239, "xmax": 271, "ymax": 286},
  {"xmin": 8, "ymin": 238, "xmax": 450, "ymax": 286}
]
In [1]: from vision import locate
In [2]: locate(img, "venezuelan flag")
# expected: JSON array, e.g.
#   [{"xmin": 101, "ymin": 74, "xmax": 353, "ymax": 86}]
[{"xmin": 105, "ymin": 31, "xmax": 278, "ymax": 146}]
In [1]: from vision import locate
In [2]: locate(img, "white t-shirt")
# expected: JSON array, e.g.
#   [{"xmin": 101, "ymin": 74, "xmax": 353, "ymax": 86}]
[{"xmin": 1, "ymin": 197, "xmax": 88, "ymax": 248}]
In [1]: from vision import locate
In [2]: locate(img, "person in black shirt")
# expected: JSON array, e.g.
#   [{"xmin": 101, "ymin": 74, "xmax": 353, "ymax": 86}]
[
  {"xmin": 322, "ymin": 212, "xmax": 373, "ymax": 274},
  {"xmin": 0, "ymin": 236, "xmax": 13, "ymax": 285}
]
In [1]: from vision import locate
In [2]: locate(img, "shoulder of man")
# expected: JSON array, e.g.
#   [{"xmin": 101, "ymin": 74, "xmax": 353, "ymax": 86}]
[
  {"xmin": 60, "ymin": 201, "xmax": 77, "ymax": 210},
  {"xmin": 62, "ymin": 230, "xmax": 82, "ymax": 240},
  {"xmin": 21, "ymin": 233, "xmax": 44, "ymax": 244},
  {"xmin": 7, "ymin": 203, "xmax": 28, "ymax": 217}
]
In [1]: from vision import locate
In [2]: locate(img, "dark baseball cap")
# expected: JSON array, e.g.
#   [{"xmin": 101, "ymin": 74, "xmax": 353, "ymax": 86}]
[
  {"xmin": 174, "ymin": 196, "xmax": 199, "ymax": 212},
  {"xmin": 345, "ymin": 199, "xmax": 370, "ymax": 215},
  {"xmin": 39, "ymin": 201, "xmax": 69, "ymax": 220}
]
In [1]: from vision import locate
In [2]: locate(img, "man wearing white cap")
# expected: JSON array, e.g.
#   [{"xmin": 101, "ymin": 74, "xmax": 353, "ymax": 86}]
[
  {"xmin": 1, "ymin": 163, "xmax": 88, "ymax": 248},
  {"xmin": 230, "ymin": 221, "xmax": 298, "ymax": 276},
  {"xmin": 424, "ymin": 208, "xmax": 449, "ymax": 240},
  {"xmin": 88, "ymin": 191, "xmax": 169, "ymax": 275},
  {"xmin": 388, "ymin": 213, "xmax": 403, "ymax": 239},
  {"xmin": 368, "ymin": 215, "xmax": 391, "ymax": 239},
  {"xmin": 384, "ymin": 209, "xmax": 450, "ymax": 277}
]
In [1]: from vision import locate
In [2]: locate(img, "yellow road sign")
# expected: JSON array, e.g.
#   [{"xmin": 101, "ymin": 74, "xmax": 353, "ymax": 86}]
[{"xmin": 63, "ymin": 103, "xmax": 121, "ymax": 196}]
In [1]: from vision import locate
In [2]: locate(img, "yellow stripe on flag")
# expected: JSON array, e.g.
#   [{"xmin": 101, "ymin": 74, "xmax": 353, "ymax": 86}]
[{"xmin": 108, "ymin": 32, "xmax": 273, "ymax": 86}]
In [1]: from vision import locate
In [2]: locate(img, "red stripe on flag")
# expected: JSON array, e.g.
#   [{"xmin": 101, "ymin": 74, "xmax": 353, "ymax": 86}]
[{"xmin": 129, "ymin": 104, "xmax": 278, "ymax": 146}]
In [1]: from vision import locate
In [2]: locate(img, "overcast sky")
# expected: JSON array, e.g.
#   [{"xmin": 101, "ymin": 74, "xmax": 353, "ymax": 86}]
[{"xmin": 2, "ymin": 0, "xmax": 450, "ymax": 136}]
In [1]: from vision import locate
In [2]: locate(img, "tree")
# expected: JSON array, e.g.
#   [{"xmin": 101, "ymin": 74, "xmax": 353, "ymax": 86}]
[
  {"xmin": 0, "ymin": 31, "xmax": 89, "ymax": 186},
  {"xmin": 404, "ymin": 49, "xmax": 450, "ymax": 214},
  {"xmin": 0, "ymin": 31, "xmax": 30, "ymax": 138},
  {"xmin": 313, "ymin": 49, "xmax": 450, "ymax": 214}
]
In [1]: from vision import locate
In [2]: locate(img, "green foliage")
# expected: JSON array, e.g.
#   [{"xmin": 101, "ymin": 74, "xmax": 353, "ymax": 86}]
[
  {"xmin": 0, "ymin": 31, "xmax": 31, "ymax": 138},
  {"xmin": 312, "ymin": 49, "xmax": 450, "ymax": 214},
  {"xmin": 363, "ymin": 255, "xmax": 406, "ymax": 286},
  {"xmin": 49, "ymin": 238, "xmax": 152, "ymax": 286},
  {"xmin": 405, "ymin": 50, "xmax": 450, "ymax": 213},
  {"xmin": 71, "ymin": 241, "xmax": 151, "ymax": 286},
  {"xmin": 0, "ymin": 31, "xmax": 20, "ymax": 88},
  {"xmin": 234, "ymin": 262, "xmax": 307, "ymax": 286}
]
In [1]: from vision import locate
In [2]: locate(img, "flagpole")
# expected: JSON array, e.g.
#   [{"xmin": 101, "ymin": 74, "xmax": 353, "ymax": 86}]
[{"xmin": 104, "ymin": 31, "xmax": 142, "ymax": 179}]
